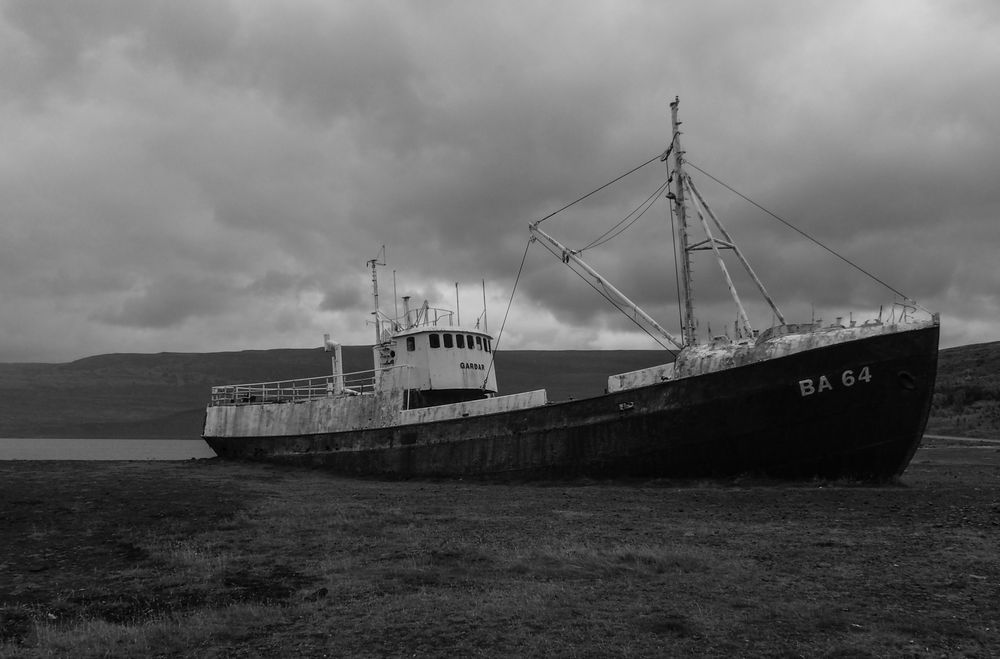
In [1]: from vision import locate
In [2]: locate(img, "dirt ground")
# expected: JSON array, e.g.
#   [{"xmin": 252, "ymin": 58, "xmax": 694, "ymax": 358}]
[{"xmin": 1, "ymin": 439, "xmax": 998, "ymax": 657}]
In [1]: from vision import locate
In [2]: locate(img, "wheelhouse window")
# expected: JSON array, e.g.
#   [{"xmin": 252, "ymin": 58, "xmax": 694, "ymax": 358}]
[
  {"xmin": 456, "ymin": 334, "xmax": 465, "ymax": 349},
  {"xmin": 475, "ymin": 336, "xmax": 483, "ymax": 350},
  {"xmin": 429, "ymin": 333, "xmax": 440, "ymax": 349},
  {"xmin": 467, "ymin": 334, "xmax": 475, "ymax": 349},
  {"xmin": 484, "ymin": 338, "xmax": 491, "ymax": 353},
  {"xmin": 406, "ymin": 336, "xmax": 415, "ymax": 352},
  {"xmin": 443, "ymin": 333, "xmax": 453, "ymax": 348}
]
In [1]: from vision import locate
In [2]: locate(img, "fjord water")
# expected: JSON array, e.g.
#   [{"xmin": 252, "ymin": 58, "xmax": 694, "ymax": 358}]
[{"xmin": 0, "ymin": 438, "xmax": 217, "ymax": 460}]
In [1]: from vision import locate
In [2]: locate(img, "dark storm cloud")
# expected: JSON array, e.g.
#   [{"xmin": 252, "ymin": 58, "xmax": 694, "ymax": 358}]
[
  {"xmin": 319, "ymin": 282, "xmax": 365, "ymax": 313},
  {"xmin": 246, "ymin": 271, "xmax": 313, "ymax": 297},
  {"xmin": 0, "ymin": 0, "xmax": 997, "ymax": 361},
  {"xmin": 93, "ymin": 275, "xmax": 235, "ymax": 329}
]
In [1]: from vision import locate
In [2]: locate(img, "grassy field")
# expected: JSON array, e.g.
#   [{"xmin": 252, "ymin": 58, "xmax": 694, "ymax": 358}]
[{"xmin": 2, "ymin": 439, "xmax": 998, "ymax": 657}]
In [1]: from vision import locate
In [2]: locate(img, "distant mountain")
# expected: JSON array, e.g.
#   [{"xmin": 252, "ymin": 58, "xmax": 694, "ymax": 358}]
[
  {"xmin": 0, "ymin": 348, "xmax": 353, "ymax": 439},
  {"xmin": 1, "ymin": 341, "xmax": 996, "ymax": 439}
]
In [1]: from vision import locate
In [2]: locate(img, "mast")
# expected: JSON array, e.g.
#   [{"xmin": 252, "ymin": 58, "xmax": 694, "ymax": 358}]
[
  {"xmin": 669, "ymin": 97, "xmax": 697, "ymax": 346},
  {"xmin": 482, "ymin": 279, "xmax": 488, "ymax": 332},
  {"xmin": 367, "ymin": 245, "xmax": 386, "ymax": 344}
]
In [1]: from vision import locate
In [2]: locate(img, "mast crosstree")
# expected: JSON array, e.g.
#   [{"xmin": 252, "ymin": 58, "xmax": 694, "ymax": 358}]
[{"xmin": 531, "ymin": 97, "xmax": 786, "ymax": 349}]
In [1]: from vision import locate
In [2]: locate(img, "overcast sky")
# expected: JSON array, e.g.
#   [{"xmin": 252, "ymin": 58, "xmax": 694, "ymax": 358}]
[{"xmin": 2, "ymin": 0, "xmax": 998, "ymax": 363}]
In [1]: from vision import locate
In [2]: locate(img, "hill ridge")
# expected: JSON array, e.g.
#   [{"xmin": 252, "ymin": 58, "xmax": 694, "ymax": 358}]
[{"xmin": 1, "ymin": 342, "xmax": 997, "ymax": 439}]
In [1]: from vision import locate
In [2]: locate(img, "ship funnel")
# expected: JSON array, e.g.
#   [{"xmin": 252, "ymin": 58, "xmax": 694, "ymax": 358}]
[{"xmin": 402, "ymin": 296, "xmax": 411, "ymax": 328}]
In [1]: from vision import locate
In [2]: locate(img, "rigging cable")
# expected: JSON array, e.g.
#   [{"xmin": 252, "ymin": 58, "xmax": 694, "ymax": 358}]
[
  {"xmin": 486, "ymin": 147, "xmax": 679, "ymax": 376},
  {"xmin": 579, "ymin": 178, "xmax": 671, "ymax": 251},
  {"xmin": 576, "ymin": 141, "xmax": 675, "ymax": 250},
  {"xmin": 531, "ymin": 238, "xmax": 677, "ymax": 355},
  {"xmin": 534, "ymin": 152, "xmax": 665, "ymax": 226},
  {"xmin": 685, "ymin": 161, "xmax": 910, "ymax": 301},
  {"xmin": 556, "ymin": 248, "xmax": 677, "ymax": 355},
  {"xmin": 481, "ymin": 238, "xmax": 532, "ymax": 389}
]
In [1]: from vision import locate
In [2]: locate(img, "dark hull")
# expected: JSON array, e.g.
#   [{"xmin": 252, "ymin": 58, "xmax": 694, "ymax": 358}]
[{"xmin": 205, "ymin": 325, "xmax": 939, "ymax": 480}]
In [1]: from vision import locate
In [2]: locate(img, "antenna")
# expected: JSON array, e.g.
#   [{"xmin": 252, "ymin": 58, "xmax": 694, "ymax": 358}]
[
  {"xmin": 482, "ymin": 279, "xmax": 488, "ymax": 332},
  {"xmin": 455, "ymin": 282, "xmax": 461, "ymax": 326}
]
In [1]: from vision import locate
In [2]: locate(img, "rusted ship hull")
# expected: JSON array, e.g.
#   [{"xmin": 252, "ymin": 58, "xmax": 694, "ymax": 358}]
[{"xmin": 204, "ymin": 324, "xmax": 939, "ymax": 480}]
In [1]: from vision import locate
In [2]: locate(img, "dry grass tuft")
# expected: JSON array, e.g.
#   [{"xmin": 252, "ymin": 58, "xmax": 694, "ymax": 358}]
[{"xmin": 24, "ymin": 604, "xmax": 278, "ymax": 658}]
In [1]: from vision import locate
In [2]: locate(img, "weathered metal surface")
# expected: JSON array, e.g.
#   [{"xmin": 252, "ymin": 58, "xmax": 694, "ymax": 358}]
[
  {"xmin": 204, "ymin": 323, "xmax": 939, "ymax": 480},
  {"xmin": 672, "ymin": 318, "xmax": 934, "ymax": 378},
  {"xmin": 400, "ymin": 389, "xmax": 548, "ymax": 424},
  {"xmin": 204, "ymin": 388, "xmax": 549, "ymax": 438},
  {"xmin": 204, "ymin": 389, "xmax": 405, "ymax": 437},
  {"xmin": 607, "ymin": 363, "xmax": 675, "ymax": 392}
]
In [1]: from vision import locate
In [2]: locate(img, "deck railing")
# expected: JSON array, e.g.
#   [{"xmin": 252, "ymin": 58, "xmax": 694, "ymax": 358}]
[{"xmin": 209, "ymin": 365, "xmax": 411, "ymax": 406}]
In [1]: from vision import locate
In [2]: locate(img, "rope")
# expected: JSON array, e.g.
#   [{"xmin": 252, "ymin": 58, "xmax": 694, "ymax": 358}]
[
  {"xmin": 560, "ymin": 258, "xmax": 678, "ymax": 355},
  {"xmin": 575, "ymin": 142, "xmax": 674, "ymax": 251},
  {"xmin": 685, "ymin": 161, "xmax": 910, "ymax": 300},
  {"xmin": 534, "ymin": 152, "xmax": 665, "ymax": 226},
  {"xmin": 482, "ymin": 238, "xmax": 532, "ymax": 389},
  {"xmin": 483, "ymin": 151, "xmax": 678, "ymax": 387},
  {"xmin": 529, "ymin": 237, "xmax": 678, "ymax": 354},
  {"xmin": 579, "ymin": 178, "xmax": 671, "ymax": 251}
]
